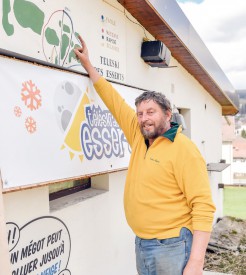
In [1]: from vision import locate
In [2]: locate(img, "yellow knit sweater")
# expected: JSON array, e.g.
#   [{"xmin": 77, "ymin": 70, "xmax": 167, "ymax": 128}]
[{"xmin": 94, "ymin": 77, "xmax": 216, "ymax": 239}]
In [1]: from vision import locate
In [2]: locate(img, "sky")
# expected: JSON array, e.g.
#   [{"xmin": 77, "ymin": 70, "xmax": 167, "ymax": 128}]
[{"xmin": 176, "ymin": 0, "xmax": 246, "ymax": 90}]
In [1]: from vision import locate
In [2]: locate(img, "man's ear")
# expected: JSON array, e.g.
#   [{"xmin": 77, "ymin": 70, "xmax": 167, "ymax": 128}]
[{"xmin": 165, "ymin": 110, "xmax": 172, "ymax": 121}]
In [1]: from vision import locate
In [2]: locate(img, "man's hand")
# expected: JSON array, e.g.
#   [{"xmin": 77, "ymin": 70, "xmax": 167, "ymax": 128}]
[
  {"xmin": 74, "ymin": 35, "xmax": 100, "ymax": 83},
  {"xmin": 183, "ymin": 258, "xmax": 203, "ymax": 275},
  {"xmin": 74, "ymin": 35, "xmax": 90, "ymax": 68}
]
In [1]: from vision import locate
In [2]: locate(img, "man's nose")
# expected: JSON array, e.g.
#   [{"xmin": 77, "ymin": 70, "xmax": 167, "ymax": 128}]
[{"xmin": 141, "ymin": 113, "xmax": 149, "ymax": 122}]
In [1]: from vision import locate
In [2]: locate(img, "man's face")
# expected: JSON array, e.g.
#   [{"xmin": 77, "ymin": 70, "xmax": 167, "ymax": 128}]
[{"xmin": 136, "ymin": 100, "xmax": 171, "ymax": 142}]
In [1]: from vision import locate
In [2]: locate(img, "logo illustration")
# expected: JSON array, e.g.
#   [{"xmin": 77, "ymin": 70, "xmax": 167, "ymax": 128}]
[{"xmin": 54, "ymin": 81, "xmax": 130, "ymax": 161}]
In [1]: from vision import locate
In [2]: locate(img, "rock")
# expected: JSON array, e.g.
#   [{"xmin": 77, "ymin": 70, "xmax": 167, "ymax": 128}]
[{"xmin": 207, "ymin": 216, "xmax": 246, "ymax": 253}]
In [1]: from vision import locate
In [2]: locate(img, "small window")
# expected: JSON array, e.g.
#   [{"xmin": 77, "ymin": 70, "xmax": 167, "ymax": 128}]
[{"xmin": 49, "ymin": 178, "xmax": 91, "ymax": 201}]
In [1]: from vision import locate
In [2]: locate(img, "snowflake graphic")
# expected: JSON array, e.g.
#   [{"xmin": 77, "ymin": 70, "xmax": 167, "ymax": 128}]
[
  {"xmin": 21, "ymin": 80, "xmax": 42, "ymax": 111},
  {"xmin": 25, "ymin": 117, "xmax": 37, "ymax": 134},
  {"xmin": 14, "ymin": 106, "xmax": 22, "ymax": 117}
]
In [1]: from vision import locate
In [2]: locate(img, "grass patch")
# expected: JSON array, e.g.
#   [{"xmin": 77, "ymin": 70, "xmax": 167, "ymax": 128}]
[{"xmin": 223, "ymin": 187, "xmax": 246, "ymax": 219}]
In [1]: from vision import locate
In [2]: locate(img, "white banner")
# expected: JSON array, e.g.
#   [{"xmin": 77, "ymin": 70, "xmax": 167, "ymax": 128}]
[{"xmin": 0, "ymin": 56, "xmax": 138, "ymax": 189}]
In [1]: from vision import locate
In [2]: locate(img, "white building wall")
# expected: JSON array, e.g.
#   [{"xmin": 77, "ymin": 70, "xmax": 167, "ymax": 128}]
[
  {"xmin": 2, "ymin": 0, "xmax": 224, "ymax": 274},
  {"xmin": 3, "ymin": 171, "xmax": 136, "ymax": 275},
  {"xmin": 222, "ymin": 142, "xmax": 233, "ymax": 185}
]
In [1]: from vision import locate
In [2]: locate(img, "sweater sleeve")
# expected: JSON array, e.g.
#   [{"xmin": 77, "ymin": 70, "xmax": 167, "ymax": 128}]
[
  {"xmin": 176, "ymin": 144, "xmax": 216, "ymax": 232},
  {"xmin": 93, "ymin": 77, "xmax": 139, "ymax": 147}
]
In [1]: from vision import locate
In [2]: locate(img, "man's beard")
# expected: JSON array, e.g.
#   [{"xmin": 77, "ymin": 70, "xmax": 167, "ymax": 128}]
[{"xmin": 140, "ymin": 123, "xmax": 165, "ymax": 140}]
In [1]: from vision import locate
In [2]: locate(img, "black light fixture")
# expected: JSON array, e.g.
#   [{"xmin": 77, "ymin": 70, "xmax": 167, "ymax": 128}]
[{"xmin": 141, "ymin": 40, "xmax": 171, "ymax": 68}]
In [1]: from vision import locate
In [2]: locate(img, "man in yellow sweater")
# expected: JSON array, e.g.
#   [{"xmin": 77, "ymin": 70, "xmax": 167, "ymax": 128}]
[{"xmin": 74, "ymin": 36, "xmax": 216, "ymax": 275}]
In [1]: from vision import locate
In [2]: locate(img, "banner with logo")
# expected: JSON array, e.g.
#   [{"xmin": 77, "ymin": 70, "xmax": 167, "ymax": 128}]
[{"xmin": 0, "ymin": 56, "xmax": 138, "ymax": 190}]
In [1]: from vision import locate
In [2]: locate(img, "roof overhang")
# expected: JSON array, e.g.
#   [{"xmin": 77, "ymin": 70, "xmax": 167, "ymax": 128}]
[{"xmin": 117, "ymin": 0, "xmax": 238, "ymax": 115}]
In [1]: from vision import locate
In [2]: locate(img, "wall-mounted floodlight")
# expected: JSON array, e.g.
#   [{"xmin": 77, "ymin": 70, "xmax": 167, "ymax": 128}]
[{"xmin": 141, "ymin": 40, "xmax": 171, "ymax": 68}]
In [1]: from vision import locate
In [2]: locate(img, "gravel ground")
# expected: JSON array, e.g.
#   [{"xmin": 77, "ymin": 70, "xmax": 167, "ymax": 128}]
[{"xmin": 204, "ymin": 249, "xmax": 246, "ymax": 275}]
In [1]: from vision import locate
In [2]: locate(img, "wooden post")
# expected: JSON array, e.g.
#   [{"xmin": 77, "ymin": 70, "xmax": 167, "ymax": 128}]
[{"xmin": 0, "ymin": 171, "xmax": 12, "ymax": 275}]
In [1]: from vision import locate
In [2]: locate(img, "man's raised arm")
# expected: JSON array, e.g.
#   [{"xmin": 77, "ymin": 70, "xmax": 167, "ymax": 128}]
[{"xmin": 74, "ymin": 35, "xmax": 101, "ymax": 83}]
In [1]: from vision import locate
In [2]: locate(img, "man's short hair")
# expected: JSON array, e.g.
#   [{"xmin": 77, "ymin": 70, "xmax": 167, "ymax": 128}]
[{"xmin": 135, "ymin": 91, "xmax": 172, "ymax": 114}]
